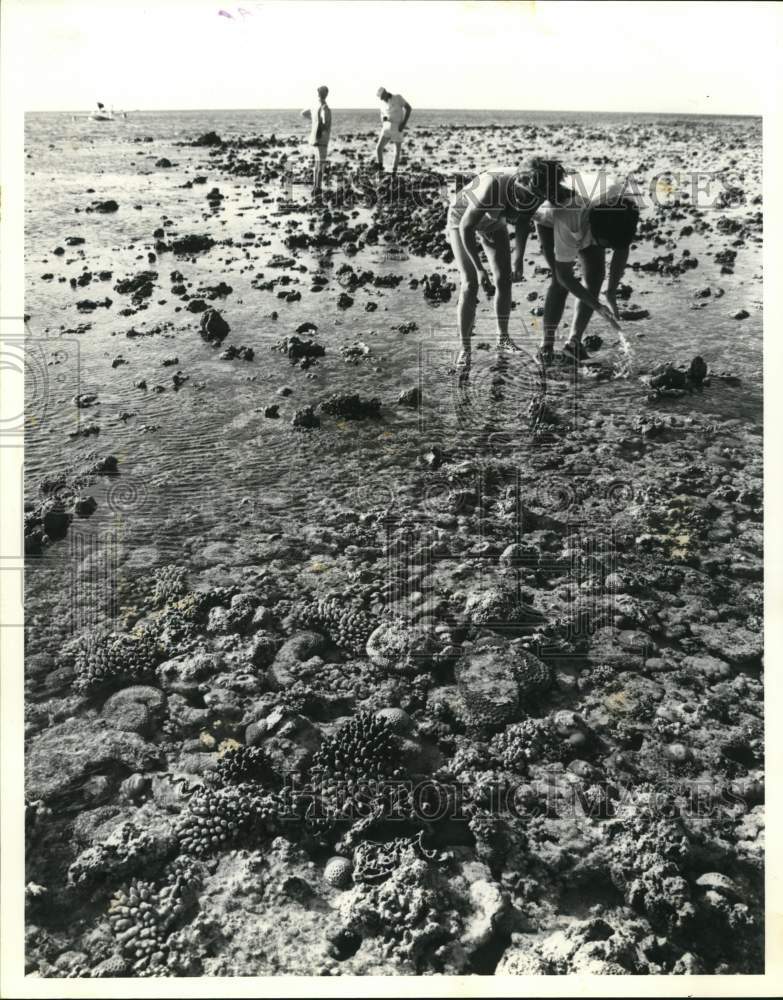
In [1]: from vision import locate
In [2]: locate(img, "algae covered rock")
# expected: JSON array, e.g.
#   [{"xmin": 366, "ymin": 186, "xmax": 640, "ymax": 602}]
[
  {"xmin": 463, "ymin": 586, "xmax": 546, "ymax": 630},
  {"xmin": 455, "ymin": 639, "xmax": 551, "ymax": 727},
  {"xmin": 101, "ymin": 685, "xmax": 167, "ymax": 735},
  {"xmin": 455, "ymin": 647, "xmax": 519, "ymax": 726},
  {"xmin": 366, "ymin": 620, "xmax": 438, "ymax": 672},
  {"xmin": 26, "ymin": 718, "xmax": 163, "ymax": 803}
]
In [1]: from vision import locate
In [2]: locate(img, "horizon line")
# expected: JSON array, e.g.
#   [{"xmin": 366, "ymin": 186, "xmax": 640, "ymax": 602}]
[{"xmin": 27, "ymin": 106, "xmax": 761, "ymax": 118}]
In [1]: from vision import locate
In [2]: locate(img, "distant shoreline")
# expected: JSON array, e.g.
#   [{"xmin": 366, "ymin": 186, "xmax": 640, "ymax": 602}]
[{"xmin": 27, "ymin": 107, "xmax": 762, "ymax": 120}]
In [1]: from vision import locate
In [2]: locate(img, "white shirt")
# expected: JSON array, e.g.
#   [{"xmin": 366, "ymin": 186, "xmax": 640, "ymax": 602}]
[
  {"xmin": 535, "ymin": 175, "xmax": 642, "ymax": 262},
  {"xmin": 381, "ymin": 94, "xmax": 406, "ymax": 129}
]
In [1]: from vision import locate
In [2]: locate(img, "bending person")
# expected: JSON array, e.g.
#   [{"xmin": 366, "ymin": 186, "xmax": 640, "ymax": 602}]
[
  {"xmin": 535, "ymin": 177, "xmax": 639, "ymax": 362},
  {"xmin": 447, "ymin": 157, "xmax": 565, "ymax": 369},
  {"xmin": 375, "ymin": 87, "xmax": 412, "ymax": 174}
]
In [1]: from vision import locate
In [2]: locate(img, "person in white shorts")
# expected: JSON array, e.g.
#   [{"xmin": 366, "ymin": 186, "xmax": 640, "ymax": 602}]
[
  {"xmin": 375, "ymin": 87, "xmax": 412, "ymax": 174},
  {"xmin": 534, "ymin": 175, "xmax": 640, "ymax": 362},
  {"xmin": 300, "ymin": 85, "xmax": 332, "ymax": 196},
  {"xmin": 447, "ymin": 157, "xmax": 565, "ymax": 369}
]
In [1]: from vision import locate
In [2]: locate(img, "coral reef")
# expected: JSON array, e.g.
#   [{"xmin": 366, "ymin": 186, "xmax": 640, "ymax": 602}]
[
  {"xmin": 284, "ymin": 598, "xmax": 377, "ymax": 656},
  {"xmin": 72, "ymin": 626, "xmax": 162, "ymax": 694}
]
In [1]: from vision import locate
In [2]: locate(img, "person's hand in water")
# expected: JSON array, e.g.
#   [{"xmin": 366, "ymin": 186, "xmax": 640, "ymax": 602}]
[{"xmin": 598, "ymin": 304, "xmax": 622, "ymax": 332}]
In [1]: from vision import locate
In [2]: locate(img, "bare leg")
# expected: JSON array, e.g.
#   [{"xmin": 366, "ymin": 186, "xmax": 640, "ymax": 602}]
[
  {"xmin": 570, "ymin": 246, "xmax": 606, "ymax": 344},
  {"xmin": 312, "ymin": 145, "xmax": 327, "ymax": 195},
  {"xmin": 448, "ymin": 226, "xmax": 480, "ymax": 357},
  {"xmin": 481, "ymin": 229, "xmax": 512, "ymax": 343},
  {"xmin": 538, "ymin": 223, "xmax": 567, "ymax": 354},
  {"xmin": 376, "ymin": 132, "xmax": 388, "ymax": 169},
  {"xmin": 391, "ymin": 141, "xmax": 402, "ymax": 173}
]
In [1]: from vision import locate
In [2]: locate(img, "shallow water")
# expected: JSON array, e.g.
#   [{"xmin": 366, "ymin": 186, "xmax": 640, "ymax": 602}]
[{"xmin": 24, "ymin": 109, "xmax": 762, "ymax": 650}]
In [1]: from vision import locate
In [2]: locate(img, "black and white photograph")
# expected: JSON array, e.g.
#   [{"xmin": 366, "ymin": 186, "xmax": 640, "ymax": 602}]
[{"xmin": 1, "ymin": 0, "xmax": 781, "ymax": 992}]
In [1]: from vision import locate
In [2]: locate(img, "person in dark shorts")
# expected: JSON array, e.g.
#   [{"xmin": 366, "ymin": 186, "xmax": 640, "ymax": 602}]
[{"xmin": 534, "ymin": 178, "xmax": 639, "ymax": 362}]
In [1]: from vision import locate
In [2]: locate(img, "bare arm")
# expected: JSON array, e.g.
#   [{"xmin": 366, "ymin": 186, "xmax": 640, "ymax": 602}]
[
  {"xmin": 458, "ymin": 205, "xmax": 488, "ymax": 281},
  {"xmin": 400, "ymin": 100, "xmax": 412, "ymax": 130},
  {"xmin": 555, "ymin": 261, "xmax": 621, "ymax": 330},
  {"xmin": 605, "ymin": 245, "xmax": 629, "ymax": 317},
  {"xmin": 457, "ymin": 175, "xmax": 497, "ymax": 281},
  {"xmin": 512, "ymin": 210, "xmax": 537, "ymax": 278}
]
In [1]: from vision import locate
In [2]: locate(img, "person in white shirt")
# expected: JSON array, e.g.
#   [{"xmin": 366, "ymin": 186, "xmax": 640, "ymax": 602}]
[
  {"xmin": 447, "ymin": 158, "xmax": 565, "ymax": 370},
  {"xmin": 375, "ymin": 86, "xmax": 412, "ymax": 174},
  {"xmin": 534, "ymin": 175, "xmax": 640, "ymax": 362},
  {"xmin": 300, "ymin": 85, "xmax": 332, "ymax": 196}
]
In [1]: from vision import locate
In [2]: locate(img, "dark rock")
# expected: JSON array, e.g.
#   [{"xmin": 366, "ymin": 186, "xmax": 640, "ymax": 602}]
[
  {"xmin": 114, "ymin": 270, "xmax": 157, "ymax": 303},
  {"xmin": 155, "ymin": 158, "xmax": 172, "ymax": 168},
  {"xmin": 398, "ymin": 386, "xmax": 421, "ymax": 407},
  {"xmin": 42, "ymin": 503, "xmax": 71, "ymax": 540},
  {"xmin": 73, "ymin": 496, "xmax": 97, "ymax": 517},
  {"xmin": 619, "ymin": 306, "xmax": 650, "ymax": 321},
  {"xmin": 76, "ymin": 298, "xmax": 112, "ymax": 312},
  {"xmin": 199, "ymin": 308, "xmax": 230, "ymax": 344},
  {"xmin": 291, "ymin": 406, "xmax": 320, "ymax": 429},
  {"xmin": 584, "ymin": 333, "xmax": 603, "ymax": 352},
  {"xmin": 274, "ymin": 335, "xmax": 325, "ymax": 364},
  {"xmin": 320, "ymin": 393, "xmax": 381, "ymax": 420},
  {"xmin": 689, "ymin": 355, "xmax": 708, "ymax": 385},
  {"xmin": 192, "ymin": 131, "xmax": 223, "ymax": 146},
  {"xmin": 219, "ymin": 344, "xmax": 254, "ymax": 361},
  {"xmin": 171, "ymin": 234, "xmax": 215, "ymax": 256},
  {"xmin": 92, "ymin": 200, "xmax": 119, "ymax": 213}
]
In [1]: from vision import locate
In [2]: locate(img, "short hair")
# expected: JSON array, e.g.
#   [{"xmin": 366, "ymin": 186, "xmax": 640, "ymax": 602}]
[
  {"xmin": 526, "ymin": 156, "xmax": 565, "ymax": 194},
  {"xmin": 510, "ymin": 157, "xmax": 566, "ymax": 211},
  {"xmin": 376, "ymin": 86, "xmax": 386, "ymax": 98},
  {"xmin": 317, "ymin": 85, "xmax": 329, "ymax": 98},
  {"xmin": 589, "ymin": 199, "xmax": 640, "ymax": 248}
]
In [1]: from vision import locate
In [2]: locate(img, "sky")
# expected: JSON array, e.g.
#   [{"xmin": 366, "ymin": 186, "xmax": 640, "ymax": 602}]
[{"xmin": 5, "ymin": 0, "xmax": 782, "ymax": 114}]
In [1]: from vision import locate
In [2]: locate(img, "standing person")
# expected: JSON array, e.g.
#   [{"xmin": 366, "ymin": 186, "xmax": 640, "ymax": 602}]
[
  {"xmin": 375, "ymin": 86, "xmax": 412, "ymax": 174},
  {"xmin": 300, "ymin": 85, "xmax": 332, "ymax": 196},
  {"xmin": 447, "ymin": 157, "xmax": 565, "ymax": 370},
  {"xmin": 534, "ymin": 176, "xmax": 639, "ymax": 362}
]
